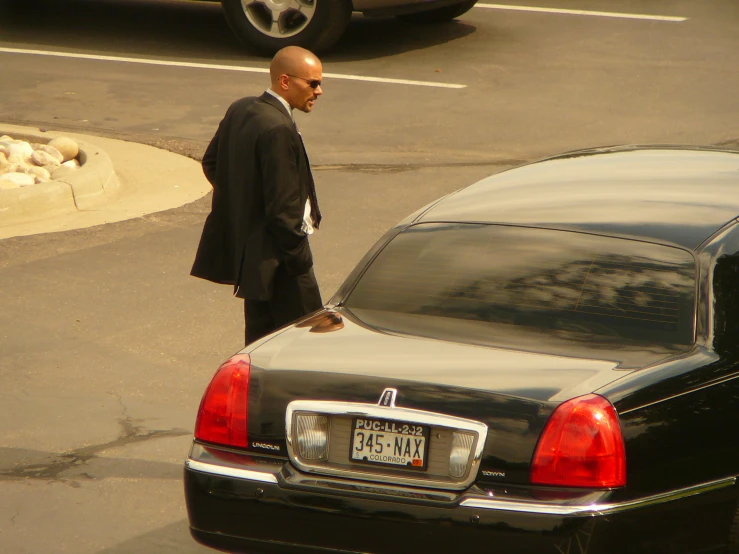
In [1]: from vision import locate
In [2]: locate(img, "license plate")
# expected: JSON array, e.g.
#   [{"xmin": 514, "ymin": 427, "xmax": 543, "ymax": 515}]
[{"xmin": 350, "ymin": 418, "xmax": 429, "ymax": 470}]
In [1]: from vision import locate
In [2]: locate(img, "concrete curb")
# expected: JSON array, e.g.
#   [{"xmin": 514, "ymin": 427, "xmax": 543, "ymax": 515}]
[
  {"xmin": 0, "ymin": 124, "xmax": 212, "ymax": 240},
  {"xmin": 0, "ymin": 125, "xmax": 119, "ymax": 221}
]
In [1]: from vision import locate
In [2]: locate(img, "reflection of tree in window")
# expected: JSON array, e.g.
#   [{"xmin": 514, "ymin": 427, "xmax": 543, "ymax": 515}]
[
  {"xmin": 467, "ymin": 254, "xmax": 686, "ymax": 318},
  {"xmin": 348, "ymin": 225, "xmax": 695, "ymax": 346},
  {"xmin": 426, "ymin": 250, "xmax": 693, "ymax": 345}
]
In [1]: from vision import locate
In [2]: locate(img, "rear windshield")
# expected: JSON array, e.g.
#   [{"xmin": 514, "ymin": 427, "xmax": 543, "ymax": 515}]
[{"xmin": 345, "ymin": 224, "xmax": 696, "ymax": 347}]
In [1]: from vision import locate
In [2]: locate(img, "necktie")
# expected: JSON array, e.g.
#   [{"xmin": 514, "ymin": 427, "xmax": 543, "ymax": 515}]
[{"xmin": 294, "ymin": 123, "xmax": 322, "ymax": 229}]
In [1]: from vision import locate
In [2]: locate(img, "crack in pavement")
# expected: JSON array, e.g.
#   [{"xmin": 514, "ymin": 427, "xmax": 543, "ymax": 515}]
[
  {"xmin": 9, "ymin": 506, "xmax": 20, "ymax": 526},
  {"xmin": 312, "ymin": 141, "xmax": 739, "ymax": 173},
  {"xmin": 715, "ymin": 138, "xmax": 739, "ymax": 149},
  {"xmin": 0, "ymin": 421, "xmax": 190, "ymax": 481},
  {"xmin": 313, "ymin": 160, "xmax": 525, "ymax": 173}
]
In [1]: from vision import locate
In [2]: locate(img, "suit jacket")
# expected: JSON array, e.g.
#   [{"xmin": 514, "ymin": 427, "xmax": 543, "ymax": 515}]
[{"xmin": 191, "ymin": 93, "xmax": 320, "ymax": 300}]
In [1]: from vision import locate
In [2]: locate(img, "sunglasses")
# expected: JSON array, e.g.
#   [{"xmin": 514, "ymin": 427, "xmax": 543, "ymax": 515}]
[{"xmin": 286, "ymin": 74, "xmax": 322, "ymax": 89}]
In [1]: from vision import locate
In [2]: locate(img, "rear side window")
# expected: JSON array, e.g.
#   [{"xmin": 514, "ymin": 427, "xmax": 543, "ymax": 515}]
[{"xmin": 345, "ymin": 224, "xmax": 696, "ymax": 346}]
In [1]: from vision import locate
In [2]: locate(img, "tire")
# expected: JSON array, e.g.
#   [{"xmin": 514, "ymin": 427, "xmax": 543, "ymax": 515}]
[
  {"xmin": 397, "ymin": 0, "xmax": 477, "ymax": 24},
  {"xmin": 221, "ymin": 0, "xmax": 352, "ymax": 55}
]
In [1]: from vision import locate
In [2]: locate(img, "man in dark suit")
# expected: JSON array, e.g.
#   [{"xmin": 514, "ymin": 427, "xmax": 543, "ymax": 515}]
[{"xmin": 191, "ymin": 46, "xmax": 324, "ymax": 344}]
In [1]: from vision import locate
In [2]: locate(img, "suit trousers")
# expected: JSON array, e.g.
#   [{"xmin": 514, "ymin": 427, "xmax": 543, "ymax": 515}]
[{"xmin": 243, "ymin": 266, "xmax": 322, "ymax": 345}]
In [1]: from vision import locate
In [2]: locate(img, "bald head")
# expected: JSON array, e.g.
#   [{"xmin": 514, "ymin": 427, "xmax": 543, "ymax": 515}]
[
  {"xmin": 269, "ymin": 46, "xmax": 323, "ymax": 113},
  {"xmin": 270, "ymin": 46, "xmax": 321, "ymax": 86}
]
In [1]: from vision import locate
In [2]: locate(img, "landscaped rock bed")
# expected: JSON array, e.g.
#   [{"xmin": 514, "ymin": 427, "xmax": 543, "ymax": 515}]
[{"xmin": 0, "ymin": 135, "xmax": 82, "ymax": 190}]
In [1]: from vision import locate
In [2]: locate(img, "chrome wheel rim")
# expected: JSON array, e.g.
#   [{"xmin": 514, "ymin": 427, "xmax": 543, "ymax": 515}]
[{"xmin": 241, "ymin": 0, "xmax": 317, "ymax": 38}]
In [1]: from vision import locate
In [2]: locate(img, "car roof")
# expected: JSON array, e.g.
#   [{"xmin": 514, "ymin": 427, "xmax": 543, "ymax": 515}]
[{"xmin": 418, "ymin": 146, "xmax": 739, "ymax": 251}]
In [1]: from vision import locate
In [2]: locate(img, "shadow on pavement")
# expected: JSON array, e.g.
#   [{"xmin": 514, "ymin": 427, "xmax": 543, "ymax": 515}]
[
  {"xmin": 0, "ymin": 0, "xmax": 476, "ymax": 61},
  {"xmin": 325, "ymin": 17, "xmax": 475, "ymax": 63},
  {"xmin": 94, "ymin": 519, "xmax": 213, "ymax": 554}
]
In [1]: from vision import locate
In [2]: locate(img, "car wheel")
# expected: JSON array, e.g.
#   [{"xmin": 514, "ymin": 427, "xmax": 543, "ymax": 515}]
[
  {"xmin": 221, "ymin": 0, "xmax": 352, "ymax": 55},
  {"xmin": 397, "ymin": 0, "xmax": 477, "ymax": 24}
]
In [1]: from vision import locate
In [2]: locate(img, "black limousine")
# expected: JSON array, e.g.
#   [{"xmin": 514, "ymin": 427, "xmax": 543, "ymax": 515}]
[{"xmin": 185, "ymin": 146, "xmax": 739, "ymax": 554}]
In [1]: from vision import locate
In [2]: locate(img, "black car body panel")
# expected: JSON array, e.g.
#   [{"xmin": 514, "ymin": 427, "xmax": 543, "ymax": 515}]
[
  {"xmin": 185, "ymin": 444, "xmax": 737, "ymax": 554},
  {"xmin": 245, "ymin": 305, "xmax": 701, "ymax": 486},
  {"xmin": 418, "ymin": 148, "xmax": 739, "ymax": 250},
  {"xmin": 185, "ymin": 147, "xmax": 739, "ymax": 553}
]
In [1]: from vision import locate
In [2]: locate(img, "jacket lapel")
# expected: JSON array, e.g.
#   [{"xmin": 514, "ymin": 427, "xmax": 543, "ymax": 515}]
[{"xmin": 258, "ymin": 92, "xmax": 322, "ymax": 229}]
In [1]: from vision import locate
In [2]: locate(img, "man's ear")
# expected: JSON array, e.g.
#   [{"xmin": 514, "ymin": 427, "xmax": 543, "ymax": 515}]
[{"xmin": 278, "ymin": 74, "xmax": 290, "ymax": 91}]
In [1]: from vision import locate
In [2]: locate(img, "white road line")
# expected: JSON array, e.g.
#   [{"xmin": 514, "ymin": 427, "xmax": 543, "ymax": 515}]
[
  {"xmin": 0, "ymin": 47, "xmax": 467, "ymax": 89},
  {"xmin": 475, "ymin": 3, "xmax": 688, "ymax": 22}
]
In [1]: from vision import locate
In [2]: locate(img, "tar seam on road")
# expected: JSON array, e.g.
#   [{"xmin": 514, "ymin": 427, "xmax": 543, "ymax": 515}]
[
  {"xmin": 0, "ymin": 47, "xmax": 467, "ymax": 89},
  {"xmin": 475, "ymin": 4, "xmax": 688, "ymax": 22}
]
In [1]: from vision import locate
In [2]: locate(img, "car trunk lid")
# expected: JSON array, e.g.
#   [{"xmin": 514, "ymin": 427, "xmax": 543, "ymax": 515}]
[{"xmin": 242, "ymin": 309, "xmax": 684, "ymax": 485}]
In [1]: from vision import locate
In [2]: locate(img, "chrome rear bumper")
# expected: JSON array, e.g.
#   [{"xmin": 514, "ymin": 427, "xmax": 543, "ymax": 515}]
[{"xmin": 186, "ymin": 442, "xmax": 736, "ymax": 516}]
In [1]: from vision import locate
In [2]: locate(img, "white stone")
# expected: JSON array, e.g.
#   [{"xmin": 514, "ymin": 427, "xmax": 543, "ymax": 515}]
[
  {"xmin": 0, "ymin": 140, "xmax": 34, "ymax": 159},
  {"xmin": 0, "ymin": 179, "xmax": 21, "ymax": 190},
  {"xmin": 0, "ymin": 154, "xmax": 19, "ymax": 171},
  {"xmin": 48, "ymin": 137, "xmax": 79, "ymax": 163},
  {"xmin": 0, "ymin": 172, "xmax": 35, "ymax": 186},
  {"xmin": 61, "ymin": 159, "xmax": 81, "ymax": 169},
  {"xmin": 26, "ymin": 165, "xmax": 51, "ymax": 181},
  {"xmin": 32, "ymin": 143, "xmax": 64, "ymax": 163},
  {"xmin": 7, "ymin": 154, "xmax": 32, "ymax": 171},
  {"xmin": 0, "ymin": 145, "xmax": 8, "ymax": 158},
  {"xmin": 31, "ymin": 150, "xmax": 61, "ymax": 168},
  {"xmin": 0, "ymin": 163, "xmax": 19, "ymax": 176}
]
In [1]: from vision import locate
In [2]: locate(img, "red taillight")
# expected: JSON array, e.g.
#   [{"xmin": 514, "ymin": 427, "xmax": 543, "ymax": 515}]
[
  {"xmin": 531, "ymin": 394, "xmax": 626, "ymax": 488},
  {"xmin": 194, "ymin": 354, "xmax": 250, "ymax": 448}
]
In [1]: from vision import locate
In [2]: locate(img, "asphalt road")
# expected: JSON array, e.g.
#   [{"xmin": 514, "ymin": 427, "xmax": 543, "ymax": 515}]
[{"xmin": 1, "ymin": 0, "xmax": 738, "ymax": 552}]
